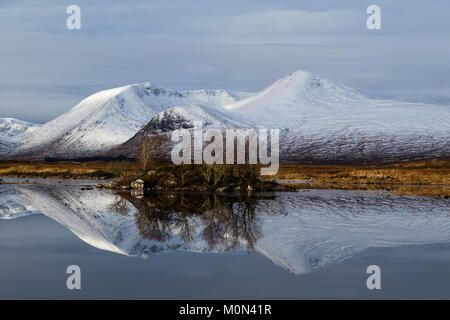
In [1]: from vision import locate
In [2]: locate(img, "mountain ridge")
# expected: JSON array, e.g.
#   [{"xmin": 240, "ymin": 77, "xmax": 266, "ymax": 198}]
[
  {"xmin": 3, "ymin": 83, "xmax": 252, "ymax": 159},
  {"xmin": 1, "ymin": 70, "xmax": 450, "ymax": 164}
]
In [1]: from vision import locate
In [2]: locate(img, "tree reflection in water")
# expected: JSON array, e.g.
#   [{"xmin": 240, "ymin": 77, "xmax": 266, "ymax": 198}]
[{"xmin": 114, "ymin": 192, "xmax": 278, "ymax": 251}]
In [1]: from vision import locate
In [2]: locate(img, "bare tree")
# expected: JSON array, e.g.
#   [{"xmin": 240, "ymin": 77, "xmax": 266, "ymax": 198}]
[{"xmin": 137, "ymin": 135, "xmax": 169, "ymax": 172}]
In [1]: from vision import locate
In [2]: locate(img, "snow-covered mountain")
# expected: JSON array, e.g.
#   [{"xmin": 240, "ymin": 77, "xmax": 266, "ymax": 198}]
[
  {"xmin": 225, "ymin": 70, "xmax": 367, "ymax": 127},
  {"xmin": 5, "ymin": 83, "xmax": 251, "ymax": 159},
  {"xmin": 0, "ymin": 118, "xmax": 40, "ymax": 139},
  {"xmin": 142, "ymin": 105, "xmax": 249, "ymax": 133},
  {"xmin": 225, "ymin": 71, "xmax": 450, "ymax": 163},
  {"xmin": 0, "ymin": 118, "xmax": 41, "ymax": 155},
  {"xmin": 225, "ymin": 71, "xmax": 450, "ymax": 164},
  {"xmin": 108, "ymin": 70, "xmax": 450, "ymax": 163},
  {"xmin": 2, "ymin": 70, "xmax": 450, "ymax": 163},
  {"xmin": 105, "ymin": 104, "xmax": 251, "ymax": 156},
  {"xmin": 2, "ymin": 184, "xmax": 450, "ymax": 274}
]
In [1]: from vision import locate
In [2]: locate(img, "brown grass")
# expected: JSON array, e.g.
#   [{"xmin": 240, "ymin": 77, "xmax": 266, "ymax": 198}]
[
  {"xmin": 1, "ymin": 159, "xmax": 449, "ymax": 197},
  {"xmin": 0, "ymin": 160, "xmax": 140, "ymax": 179},
  {"xmin": 270, "ymin": 159, "xmax": 450, "ymax": 197},
  {"xmin": 272, "ymin": 159, "xmax": 450, "ymax": 185}
]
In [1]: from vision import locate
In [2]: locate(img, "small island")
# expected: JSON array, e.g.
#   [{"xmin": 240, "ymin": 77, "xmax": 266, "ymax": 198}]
[
  {"xmin": 116, "ymin": 163, "xmax": 295, "ymax": 193},
  {"xmin": 109, "ymin": 136, "xmax": 296, "ymax": 193}
]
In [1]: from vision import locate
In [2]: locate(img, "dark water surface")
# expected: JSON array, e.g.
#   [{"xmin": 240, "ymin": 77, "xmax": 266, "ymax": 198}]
[{"xmin": 1, "ymin": 182, "xmax": 450, "ymax": 299}]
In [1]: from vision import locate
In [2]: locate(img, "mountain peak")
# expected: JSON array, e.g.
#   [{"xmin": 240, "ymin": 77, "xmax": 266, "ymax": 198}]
[
  {"xmin": 224, "ymin": 70, "xmax": 366, "ymax": 120},
  {"xmin": 267, "ymin": 70, "xmax": 363, "ymax": 97},
  {"xmin": 287, "ymin": 69, "xmax": 314, "ymax": 78},
  {"xmin": 7, "ymin": 82, "xmax": 251, "ymax": 159},
  {"xmin": 4, "ymin": 71, "xmax": 449, "ymax": 163}
]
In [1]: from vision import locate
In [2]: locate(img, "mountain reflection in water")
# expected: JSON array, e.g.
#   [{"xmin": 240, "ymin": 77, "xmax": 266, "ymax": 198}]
[
  {"xmin": 1, "ymin": 183, "xmax": 450, "ymax": 274},
  {"xmin": 114, "ymin": 192, "xmax": 277, "ymax": 251}
]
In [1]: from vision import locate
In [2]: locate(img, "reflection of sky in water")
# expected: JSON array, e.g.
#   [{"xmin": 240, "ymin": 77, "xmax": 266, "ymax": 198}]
[{"xmin": 1, "ymin": 184, "xmax": 450, "ymax": 298}]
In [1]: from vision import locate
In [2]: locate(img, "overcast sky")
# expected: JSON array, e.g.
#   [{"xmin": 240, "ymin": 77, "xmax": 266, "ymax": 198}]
[{"xmin": 0, "ymin": 0, "xmax": 449, "ymax": 123}]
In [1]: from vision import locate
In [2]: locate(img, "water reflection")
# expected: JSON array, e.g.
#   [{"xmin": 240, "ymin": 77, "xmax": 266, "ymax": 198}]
[
  {"xmin": 114, "ymin": 192, "xmax": 277, "ymax": 250},
  {"xmin": 1, "ymin": 183, "xmax": 450, "ymax": 274}
]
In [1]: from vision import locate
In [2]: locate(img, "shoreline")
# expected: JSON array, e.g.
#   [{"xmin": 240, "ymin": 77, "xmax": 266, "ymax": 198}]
[{"xmin": 0, "ymin": 159, "xmax": 449, "ymax": 198}]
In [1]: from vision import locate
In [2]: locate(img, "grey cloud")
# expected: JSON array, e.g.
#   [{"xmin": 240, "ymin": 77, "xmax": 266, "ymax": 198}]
[{"xmin": 0, "ymin": 0, "xmax": 449, "ymax": 123}]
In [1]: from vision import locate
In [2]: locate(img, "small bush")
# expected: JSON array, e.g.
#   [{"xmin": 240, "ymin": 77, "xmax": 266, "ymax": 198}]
[{"xmin": 118, "ymin": 171, "xmax": 138, "ymax": 186}]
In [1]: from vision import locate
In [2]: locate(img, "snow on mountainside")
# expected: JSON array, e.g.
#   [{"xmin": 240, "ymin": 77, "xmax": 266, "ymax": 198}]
[
  {"xmin": 2, "ymin": 70, "xmax": 450, "ymax": 163},
  {"xmin": 0, "ymin": 118, "xmax": 40, "ymax": 139},
  {"xmin": 225, "ymin": 70, "xmax": 450, "ymax": 163},
  {"xmin": 140, "ymin": 105, "xmax": 249, "ymax": 133},
  {"xmin": 225, "ymin": 70, "xmax": 367, "ymax": 127},
  {"xmin": 0, "ymin": 118, "xmax": 41, "ymax": 155},
  {"xmin": 105, "ymin": 104, "xmax": 251, "ymax": 156},
  {"xmin": 6, "ymin": 83, "xmax": 251, "ymax": 159},
  {"xmin": 108, "ymin": 70, "xmax": 450, "ymax": 163},
  {"xmin": 225, "ymin": 70, "xmax": 450, "ymax": 128}
]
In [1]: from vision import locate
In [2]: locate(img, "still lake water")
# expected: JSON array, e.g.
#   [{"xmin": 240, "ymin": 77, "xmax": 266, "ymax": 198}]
[{"xmin": 1, "ymin": 179, "xmax": 450, "ymax": 299}]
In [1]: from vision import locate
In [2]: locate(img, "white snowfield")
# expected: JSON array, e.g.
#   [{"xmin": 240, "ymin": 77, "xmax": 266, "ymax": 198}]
[
  {"xmin": 1, "ymin": 184, "xmax": 450, "ymax": 275},
  {"xmin": 1, "ymin": 70, "xmax": 449, "ymax": 162}
]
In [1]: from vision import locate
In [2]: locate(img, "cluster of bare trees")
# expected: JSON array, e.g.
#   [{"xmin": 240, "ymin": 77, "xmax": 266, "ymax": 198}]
[
  {"xmin": 136, "ymin": 135, "xmax": 170, "ymax": 171},
  {"xmin": 133, "ymin": 193, "xmax": 263, "ymax": 250},
  {"xmin": 135, "ymin": 133, "xmax": 262, "ymax": 191}
]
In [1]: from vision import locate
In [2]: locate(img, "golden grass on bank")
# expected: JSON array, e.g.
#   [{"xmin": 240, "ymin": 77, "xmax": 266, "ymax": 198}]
[
  {"xmin": 1, "ymin": 159, "xmax": 449, "ymax": 184},
  {"xmin": 0, "ymin": 161, "xmax": 140, "ymax": 179},
  {"xmin": 272, "ymin": 159, "xmax": 450, "ymax": 186},
  {"xmin": 0, "ymin": 159, "xmax": 449, "ymax": 197}
]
